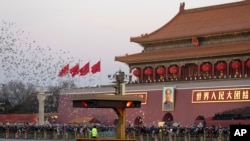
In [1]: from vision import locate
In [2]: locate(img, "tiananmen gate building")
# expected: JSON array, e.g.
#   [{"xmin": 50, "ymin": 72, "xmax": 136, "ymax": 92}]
[{"xmin": 58, "ymin": 1, "xmax": 250, "ymax": 127}]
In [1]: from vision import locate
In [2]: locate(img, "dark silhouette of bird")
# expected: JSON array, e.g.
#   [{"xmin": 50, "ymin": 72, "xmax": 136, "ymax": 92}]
[{"xmin": 0, "ymin": 21, "xmax": 79, "ymax": 86}]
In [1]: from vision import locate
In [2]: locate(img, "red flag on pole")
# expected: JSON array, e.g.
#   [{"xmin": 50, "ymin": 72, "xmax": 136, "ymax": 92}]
[
  {"xmin": 91, "ymin": 61, "xmax": 101, "ymax": 74},
  {"xmin": 70, "ymin": 63, "xmax": 79, "ymax": 77},
  {"xmin": 58, "ymin": 64, "xmax": 69, "ymax": 77},
  {"xmin": 79, "ymin": 62, "xmax": 89, "ymax": 76}
]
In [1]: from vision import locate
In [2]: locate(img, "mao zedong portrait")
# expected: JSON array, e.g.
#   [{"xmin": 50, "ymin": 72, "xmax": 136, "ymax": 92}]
[{"xmin": 163, "ymin": 88, "xmax": 174, "ymax": 111}]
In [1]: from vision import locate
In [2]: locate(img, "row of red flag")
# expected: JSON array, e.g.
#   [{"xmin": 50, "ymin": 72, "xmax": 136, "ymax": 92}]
[{"xmin": 58, "ymin": 61, "xmax": 101, "ymax": 77}]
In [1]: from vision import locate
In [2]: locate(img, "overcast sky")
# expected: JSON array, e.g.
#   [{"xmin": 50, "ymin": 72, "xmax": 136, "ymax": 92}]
[{"xmin": 0, "ymin": 0, "xmax": 242, "ymax": 87}]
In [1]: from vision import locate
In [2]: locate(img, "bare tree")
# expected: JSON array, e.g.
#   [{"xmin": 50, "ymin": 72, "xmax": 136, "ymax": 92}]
[
  {"xmin": 44, "ymin": 86, "xmax": 60, "ymax": 113},
  {"xmin": 0, "ymin": 80, "xmax": 75, "ymax": 113},
  {"xmin": 0, "ymin": 80, "xmax": 36, "ymax": 113}
]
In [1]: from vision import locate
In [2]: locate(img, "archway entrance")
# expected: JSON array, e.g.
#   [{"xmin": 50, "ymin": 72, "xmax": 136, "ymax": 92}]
[
  {"xmin": 162, "ymin": 113, "xmax": 174, "ymax": 126},
  {"xmin": 194, "ymin": 115, "xmax": 206, "ymax": 128},
  {"xmin": 195, "ymin": 115, "xmax": 205, "ymax": 121},
  {"xmin": 134, "ymin": 116, "xmax": 143, "ymax": 126}
]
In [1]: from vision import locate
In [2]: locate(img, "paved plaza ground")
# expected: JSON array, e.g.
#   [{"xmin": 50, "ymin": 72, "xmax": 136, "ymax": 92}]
[{"xmin": 0, "ymin": 139, "xmax": 74, "ymax": 141}]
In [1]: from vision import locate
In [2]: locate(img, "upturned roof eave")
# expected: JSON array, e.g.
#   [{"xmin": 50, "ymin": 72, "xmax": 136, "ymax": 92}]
[
  {"xmin": 116, "ymin": 53, "xmax": 250, "ymax": 65},
  {"xmin": 130, "ymin": 12, "xmax": 181, "ymax": 44},
  {"xmin": 116, "ymin": 52, "xmax": 249, "ymax": 65},
  {"xmin": 115, "ymin": 42, "xmax": 250, "ymax": 64},
  {"xmin": 130, "ymin": 28, "xmax": 250, "ymax": 44},
  {"xmin": 130, "ymin": 1, "xmax": 250, "ymax": 44}
]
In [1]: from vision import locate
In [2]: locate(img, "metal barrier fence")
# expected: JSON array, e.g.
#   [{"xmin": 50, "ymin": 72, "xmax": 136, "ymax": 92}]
[
  {"xmin": 0, "ymin": 130, "xmax": 115, "ymax": 140},
  {"xmin": 0, "ymin": 130, "xmax": 230, "ymax": 141}
]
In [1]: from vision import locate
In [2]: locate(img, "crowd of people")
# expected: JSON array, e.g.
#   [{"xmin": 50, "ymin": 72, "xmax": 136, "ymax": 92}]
[
  {"xmin": 0, "ymin": 121, "xmax": 230, "ymax": 140},
  {"xmin": 0, "ymin": 123, "xmax": 116, "ymax": 139},
  {"xmin": 213, "ymin": 106, "xmax": 250, "ymax": 120},
  {"xmin": 126, "ymin": 122, "xmax": 230, "ymax": 140}
]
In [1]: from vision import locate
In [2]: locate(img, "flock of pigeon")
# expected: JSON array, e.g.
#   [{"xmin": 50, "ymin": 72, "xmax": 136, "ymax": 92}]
[{"xmin": 0, "ymin": 21, "xmax": 76, "ymax": 87}]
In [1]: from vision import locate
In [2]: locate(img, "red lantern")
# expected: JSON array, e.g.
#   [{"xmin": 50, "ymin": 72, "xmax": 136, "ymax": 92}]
[
  {"xmin": 246, "ymin": 60, "xmax": 250, "ymax": 68},
  {"xmin": 169, "ymin": 66, "xmax": 179, "ymax": 74},
  {"xmin": 231, "ymin": 61, "xmax": 242, "ymax": 70},
  {"xmin": 144, "ymin": 68, "xmax": 153, "ymax": 76},
  {"xmin": 216, "ymin": 62, "xmax": 226, "ymax": 71},
  {"xmin": 202, "ymin": 63, "xmax": 211, "ymax": 72},
  {"xmin": 133, "ymin": 69, "xmax": 140, "ymax": 77},
  {"xmin": 156, "ymin": 67, "xmax": 165, "ymax": 75}
]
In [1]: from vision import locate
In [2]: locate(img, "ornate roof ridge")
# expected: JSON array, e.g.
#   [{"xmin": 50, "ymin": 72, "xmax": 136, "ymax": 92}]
[
  {"xmin": 182, "ymin": 0, "xmax": 248, "ymax": 14},
  {"xmin": 130, "ymin": 0, "xmax": 250, "ymax": 43}
]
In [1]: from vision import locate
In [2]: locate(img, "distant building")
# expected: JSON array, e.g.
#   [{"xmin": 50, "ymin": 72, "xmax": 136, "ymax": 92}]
[
  {"xmin": 58, "ymin": 1, "xmax": 250, "ymax": 127},
  {"xmin": 0, "ymin": 113, "xmax": 58, "ymax": 125}
]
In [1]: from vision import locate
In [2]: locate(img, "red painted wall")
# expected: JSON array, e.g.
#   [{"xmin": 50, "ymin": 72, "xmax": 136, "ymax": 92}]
[
  {"xmin": 57, "ymin": 94, "xmax": 117, "ymax": 125},
  {"xmin": 57, "ymin": 87, "xmax": 250, "ymax": 126}
]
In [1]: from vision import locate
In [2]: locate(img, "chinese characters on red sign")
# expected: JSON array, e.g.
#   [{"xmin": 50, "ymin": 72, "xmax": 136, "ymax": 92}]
[{"xmin": 192, "ymin": 88, "xmax": 250, "ymax": 103}]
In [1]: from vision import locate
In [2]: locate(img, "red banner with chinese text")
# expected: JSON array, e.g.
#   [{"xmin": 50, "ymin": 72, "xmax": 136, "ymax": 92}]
[{"xmin": 192, "ymin": 87, "xmax": 250, "ymax": 103}]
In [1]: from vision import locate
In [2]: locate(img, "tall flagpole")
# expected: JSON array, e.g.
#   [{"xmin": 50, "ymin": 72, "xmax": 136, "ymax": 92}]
[
  {"xmin": 68, "ymin": 64, "xmax": 70, "ymax": 90},
  {"xmin": 78, "ymin": 60, "xmax": 80, "ymax": 87},
  {"xmin": 99, "ymin": 58, "xmax": 101, "ymax": 88},
  {"xmin": 77, "ymin": 62, "xmax": 80, "ymax": 87},
  {"xmin": 88, "ymin": 59, "xmax": 91, "ymax": 88}
]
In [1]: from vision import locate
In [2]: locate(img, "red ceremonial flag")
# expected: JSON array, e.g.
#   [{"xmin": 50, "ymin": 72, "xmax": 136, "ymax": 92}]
[
  {"xmin": 58, "ymin": 64, "xmax": 69, "ymax": 77},
  {"xmin": 79, "ymin": 62, "xmax": 89, "ymax": 76},
  {"xmin": 70, "ymin": 63, "xmax": 79, "ymax": 77},
  {"xmin": 91, "ymin": 61, "xmax": 101, "ymax": 74}
]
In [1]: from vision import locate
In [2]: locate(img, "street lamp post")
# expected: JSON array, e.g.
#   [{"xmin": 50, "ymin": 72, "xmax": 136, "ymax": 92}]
[
  {"xmin": 108, "ymin": 70, "xmax": 129, "ymax": 139},
  {"xmin": 108, "ymin": 70, "xmax": 129, "ymax": 95}
]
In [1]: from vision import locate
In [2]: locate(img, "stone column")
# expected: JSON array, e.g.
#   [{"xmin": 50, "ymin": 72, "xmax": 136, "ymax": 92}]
[
  {"xmin": 211, "ymin": 60, "xmax": 215, "ymax": 78},
  {"xmin": 151, "ymin": 67, "xmax": 154, "ymax": 82},
  {"xmin": 165, "ymin": 65, "xmax": 169, "ymax": 81},
  {"xmin": 226, "ymin": 60, "xmax": 230, "ymax": 78},
  {"xmin": 140, "ymin": 67, "xmax": 144, "ymax": 83},
  {"xmin": 37, "ymin": 87, "xmax": 46, "ymax": 125},
  {"xmin": 178, "ymin": 64, "xmax": 182, "ymax": 80}
]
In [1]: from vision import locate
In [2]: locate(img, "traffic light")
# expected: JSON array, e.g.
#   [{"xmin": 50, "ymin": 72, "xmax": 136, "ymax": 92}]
[
  {"xmin": 125, "ymin": 100, "xmax": 141, "ymax": 108},
  {"xmin": 73, "ymin": 100, "xmax": 141, "ymax": 108},
  {"xmin": 82, "ymin": 100, "xmax": 97, "ymax": 108},
  {"xmin": 81, "ymin": 101, "xmax": 88, "ymax": 107},
  {"xmin": 73, "ymin": 100, "xmax": 97, "ymax": 108},
  {"xmin": 126, "ymin": 101, "xmax": 133, "ymax": 107}
]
